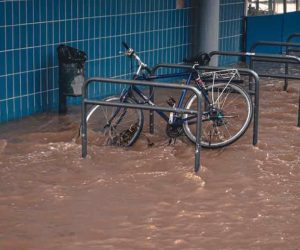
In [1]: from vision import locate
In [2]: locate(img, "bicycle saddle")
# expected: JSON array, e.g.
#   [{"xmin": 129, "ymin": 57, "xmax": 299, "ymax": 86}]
[{"xmin": 183, "ymin": 52, "xmax": 211, "ymax": 66}]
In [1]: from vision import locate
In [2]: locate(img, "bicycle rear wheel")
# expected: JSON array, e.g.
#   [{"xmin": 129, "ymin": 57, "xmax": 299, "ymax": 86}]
[
  {"xmin": 183, "ymin": 83, "xmax": 253, "ymax": 148},
  {"xmin": 86, "ymin": 96, "xmax": 144, "ymax": 146}
]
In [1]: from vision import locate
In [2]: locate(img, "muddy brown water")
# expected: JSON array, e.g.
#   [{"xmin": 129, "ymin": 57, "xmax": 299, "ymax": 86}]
[{"xmin": 0, "ymin": 82, "xmax": 300, "ymax": 249}]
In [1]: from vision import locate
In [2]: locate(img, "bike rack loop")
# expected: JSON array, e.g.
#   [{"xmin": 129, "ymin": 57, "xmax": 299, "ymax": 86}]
[
  {"xmin": 287, "ymin": 33, "xmax": 300, "ymax": 43},
  {"xmin": 286, "ymin": 34, "xmax": 300, "ymax": 127},
  {"xmin": 150, "ymin": 63, "xmax": 260, "ymax": 146},
  {"xmin": 249, "ymin": 41, "xmax": 300, "ymax": 91},
  {"xmin": 286, "ymin": 33, "xmax": 300, "ymax": 55},
  {"xmin": 208, "ymin": 51, "xmax": 300, "ymax": 127},
  {"xmin": 81, "ymin": 77, "xmax": 203, "ymax": 173}
]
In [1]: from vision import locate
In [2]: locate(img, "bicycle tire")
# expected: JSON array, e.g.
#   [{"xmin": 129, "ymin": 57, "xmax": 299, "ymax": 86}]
[
  {"xmin": 183, "ymin": 83, "xmax": 253, "ymax": 148},
  {"xmin": 86, "ymin": 96, "xmax": 144, "ymax": 147}
]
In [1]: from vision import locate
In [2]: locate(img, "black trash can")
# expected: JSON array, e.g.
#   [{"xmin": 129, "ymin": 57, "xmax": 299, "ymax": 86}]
[{"xmin": 57, "ymin": 45, "xmax": 87, "ymax": 113}]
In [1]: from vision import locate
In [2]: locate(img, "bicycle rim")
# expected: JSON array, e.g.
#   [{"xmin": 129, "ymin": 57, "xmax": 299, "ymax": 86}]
[
  {"xmin": 86, "ymin": 96, "xmax": 143, "ymax": 146},
  {"xmin": 183, "ymin": 83, "xmax": 253, "ymax": 148}
]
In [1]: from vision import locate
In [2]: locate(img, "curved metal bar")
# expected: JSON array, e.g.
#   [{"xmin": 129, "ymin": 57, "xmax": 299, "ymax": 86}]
[
  {"xmin": 298, "ymin": 90, "xmax": 300, "ymax": 127},
  {"xmin": 209, "ymin": 50, "xmax": 300, "ymax": 63},
  {"xmin": 286, "ymin": 34, "xmax": 300, "ymax": 91},
  {"xmin": 287, "ymin": 33, "xmax": 300, "ymax": 43},
  {"xmin": 81, "ymin": 77, "xmax": 203, "ymax": 173},
  {"xmin": 249, "ymin": 40, "xmax": 300, "ymax": 91}
]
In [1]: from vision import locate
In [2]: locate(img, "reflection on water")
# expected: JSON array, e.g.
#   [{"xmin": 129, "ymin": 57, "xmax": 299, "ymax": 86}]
[{"xmin": 0, "ymin": 84, "xmax": 299, "ymax": 249}]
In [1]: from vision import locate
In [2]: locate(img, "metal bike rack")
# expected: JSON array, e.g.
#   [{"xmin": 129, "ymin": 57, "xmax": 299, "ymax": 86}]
[
  {"xmin": 81, "ymin": 77, "xmax": 203, "ymax": 173},
  {"xmin": 286, "ymin": 35, "xmax": 300, "ymax": 127},
  {"xmin": 250, "ymin": 41, "xmax": 300, "ymax": 53},
  {"xmin": 150, "ymin": 63, "xmax": 260, "ymax": 146},
  {"xmin": 209, "ymin": 50, "xmax": 300, "ymax": 81},
  {"xmin": 208, "ymin": 51, "xmax": 300, "ymax": 127},
  {"xmin": 286, "ymin": 33, "xmax": 300, "ymax": 127},
  {"xmin": 286, "ymin": 33, "xmax": 300, "ymax": 56},
  {"xmin": 250, "ymin": 40, "xmax": 300, "ymax": 91}
]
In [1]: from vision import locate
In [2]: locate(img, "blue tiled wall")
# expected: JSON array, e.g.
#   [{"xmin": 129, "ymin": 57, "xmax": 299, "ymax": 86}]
[
  {"xmin": 0, "ymin": 0, "xmax": 192, "ymax": 123},
  {"xmin": 219, "ymin": 0, "xmax": 245, "ymax": 65}
]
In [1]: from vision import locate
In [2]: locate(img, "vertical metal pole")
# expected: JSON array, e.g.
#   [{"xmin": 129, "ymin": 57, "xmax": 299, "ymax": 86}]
[
  {"xmin": 284, "ymin": 59, "xmax": 289, "ymax": 91},
  {"xmin": 81, "ymin": 88, "xmax": 88, "ymax": 158},
  {"xmin": 256, "ymin": 0, "xmax": 259, "ymax": 11},
  {"xmin": 249, "ymin": 57, "xmax": 254, "ymax": 91},
  {"xmin": 298, "ymin": 88, "xmax": 300, "ymax": 127},
  {"xmin": 253, "ymin": 74, "xmax": 260, "ymax": 145},
  {"xmin": 149, "ymin": 86, "xmax": 155, "ymax": 134},
  {"xmin": 268, "ymin": 0, "xmax": 273, "ymax": 13},
  {"xmin": 283, "ymin": 0, "xmax": 287, "ymax": 13},
  {"xmin": 194, "ymin": 94, "xmax": 202, "ymax": 173}
]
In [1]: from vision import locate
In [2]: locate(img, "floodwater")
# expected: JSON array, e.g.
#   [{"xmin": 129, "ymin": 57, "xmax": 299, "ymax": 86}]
[{"xmin": 0, "ymin": 81, "xmax": 299, "ymax": 249}]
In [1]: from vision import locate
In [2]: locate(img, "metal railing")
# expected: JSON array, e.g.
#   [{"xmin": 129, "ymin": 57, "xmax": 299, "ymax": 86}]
[
  {"xmin": 286, "ymin": 33, "xmax": 300, "ymax": 57},
  {"xmin": 286, "ymin": 33, "xmax": 300, "ymax": 127},
  {"xmin": 287, "ymin": 33, "xmax": 300, "ymax": 43},
  {"xmin": 249, "ymin": 40, "xmax": 300, "ymax": 91},
  {"xmin": 209, "ymin": 50, "xmax": 300, "ymax": 76},
  {"xmin": 81, "ymin": 77, "xmax": 203, "ymax": 173},
  {"xmin": 250, "ymin": 41, "xmax": 300, "ymax": 53}
]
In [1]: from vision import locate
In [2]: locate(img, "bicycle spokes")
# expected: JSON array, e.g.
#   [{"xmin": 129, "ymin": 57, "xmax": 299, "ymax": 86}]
[
  {"xmin": 183, "ymin": 81, "xmax": 253, "ymax": 148},
  {"xmin": 86, "ymin": 96, "xmax": 143, "ymax": 147},
  {"xmin": 105, "ymin": 121, "xmax": 139, "ymax": 146}
]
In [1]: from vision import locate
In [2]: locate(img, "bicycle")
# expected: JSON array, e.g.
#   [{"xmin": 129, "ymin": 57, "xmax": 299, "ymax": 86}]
[{"xmin": 86, "ymin": 42, "xmax": 253, "ymax": 148}]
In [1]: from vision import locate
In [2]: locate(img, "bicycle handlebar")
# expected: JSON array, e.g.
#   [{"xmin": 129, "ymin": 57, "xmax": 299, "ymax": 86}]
[{"xmin": 122, "ymin": 41, "xmax": 152, "ymax": 74}]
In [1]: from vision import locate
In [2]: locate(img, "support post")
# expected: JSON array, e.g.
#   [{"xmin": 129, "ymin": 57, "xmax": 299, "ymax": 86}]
[
  {"xmin": 284, "ymin": 58, "xmax": 289, "ymax": 91},
  {"xmin": 283, "ymin": 0, "xmax": 287, "ymax": 13},
  {"xmin": 81, "ymin": 99, "xmax": 87, "ymax": 158},
  {"xmin": 298, "ymin": 89, "xmax": 300, "ymax": 127},
  {"xmin": 195, "ymin": 94, "xmax": 202, "ymax": 172},
  {"xmin": 149, "ymin": 86, "xmax": 155, "ymax": 134}
]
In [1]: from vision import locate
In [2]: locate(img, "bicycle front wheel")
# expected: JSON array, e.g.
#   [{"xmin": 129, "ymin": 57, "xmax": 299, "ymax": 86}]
[
  {"xmin": 86, "ymin": 96, "xmax": 144, "ymax": 147},
  {"xmin": 183, "ymin": 83, "xmax": 253, "ymax": 148}
]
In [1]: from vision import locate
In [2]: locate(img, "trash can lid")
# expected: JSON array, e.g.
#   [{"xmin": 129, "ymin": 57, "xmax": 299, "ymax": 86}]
[{"xmin": 57, "ymin": 44, "xmax": 87, "ymax": 63}]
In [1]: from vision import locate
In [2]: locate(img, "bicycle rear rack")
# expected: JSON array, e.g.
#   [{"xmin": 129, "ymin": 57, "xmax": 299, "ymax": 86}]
[{"xmin": 81, "ymin": 77, "xmax": 203, "ymax": 173}]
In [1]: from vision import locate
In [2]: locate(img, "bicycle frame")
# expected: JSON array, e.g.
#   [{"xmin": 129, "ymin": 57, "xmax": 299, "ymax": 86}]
[{"xmin": 119, "ymin": 70, "xmax": 210, "ymax": 125}]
